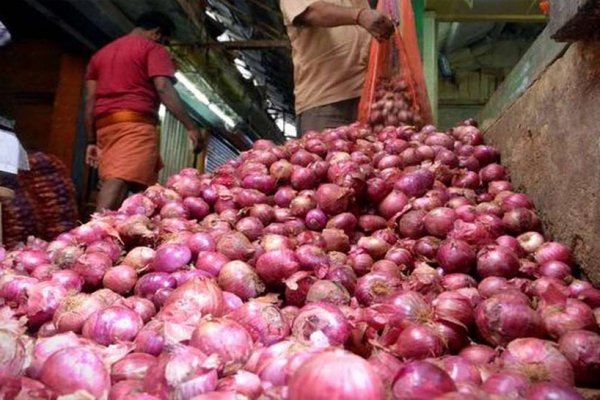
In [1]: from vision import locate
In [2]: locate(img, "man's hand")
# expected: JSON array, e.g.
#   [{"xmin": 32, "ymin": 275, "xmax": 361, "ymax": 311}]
[
  {"xmin": 85, "ymin": 144, "xmax": 100, "ymax": 169},
  {"xmin": 187, "ymin": 128, "xmax": 207, "ymax": 153},
  {"xmin": 358, "ymin": 9, "xmax": 395, "ymax": 41}
]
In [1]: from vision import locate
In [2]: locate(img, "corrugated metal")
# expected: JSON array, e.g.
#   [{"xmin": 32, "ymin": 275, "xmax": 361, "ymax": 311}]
[
  {"xmin": 206, "ymin": 135, "xmax": 239, "ymax": 173},
  {"xmin": 158, "ymin": 112, "xmax": 194, "ymax": 184}
]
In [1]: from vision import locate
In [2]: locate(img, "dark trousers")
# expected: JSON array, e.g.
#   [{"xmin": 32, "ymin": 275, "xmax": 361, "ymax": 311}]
[{"xmin": 296, "ymin": 97, "xmax": 360, "ymax": 136}]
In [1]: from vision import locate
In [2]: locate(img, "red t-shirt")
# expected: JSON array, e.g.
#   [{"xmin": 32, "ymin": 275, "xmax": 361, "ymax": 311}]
[{"xmin": 87, "ymin": 35, "xmax": 176, "ymax": 118}]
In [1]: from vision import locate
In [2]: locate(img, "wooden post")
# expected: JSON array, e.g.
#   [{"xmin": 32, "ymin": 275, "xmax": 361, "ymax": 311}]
[
  {"xmin": 48, "ymin": 53, "xmax": 86, "ymax": 171},
  {"xmin": 423, "ymin": 11, "xmax": 438, "ymax": 123}
]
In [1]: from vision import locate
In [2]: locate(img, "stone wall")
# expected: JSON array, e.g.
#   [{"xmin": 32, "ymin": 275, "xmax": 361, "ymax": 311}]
[{"xmin": 483, "ymin": 41, "xmax": 600, "ymax": 285}]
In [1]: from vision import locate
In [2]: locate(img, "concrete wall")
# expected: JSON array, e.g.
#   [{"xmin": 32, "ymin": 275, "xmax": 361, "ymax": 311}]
[{"xmin": 483, "ymin": 41, "xmax": 600, "ymax": 285}]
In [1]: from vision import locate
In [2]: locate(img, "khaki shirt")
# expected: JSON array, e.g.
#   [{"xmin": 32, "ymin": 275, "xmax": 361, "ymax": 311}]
[{"xmin": 280, "ymin": 0, "xmax": 371, "ymax": 114}]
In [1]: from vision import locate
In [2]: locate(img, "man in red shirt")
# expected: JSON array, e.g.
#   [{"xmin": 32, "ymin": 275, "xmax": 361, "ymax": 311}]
[{"xmin": 84, "ymin": 11, "xmax": 202, "ymax": 211}]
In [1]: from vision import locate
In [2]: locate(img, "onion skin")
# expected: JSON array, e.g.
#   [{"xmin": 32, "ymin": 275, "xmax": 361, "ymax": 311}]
[
  {"xmin": 526, "ymin": 383, "xmax": 584, "ymax": 400},
  {"xmin": 288, "ymin": 350, "xmax": 385, "ymax": 400},
  {"xmin": 500, "ymin": 338, "xmax": 575, "ymax": 386},
  {"xmin": 475, "ymin": 294, "xmax": 545, "ymax": 347},
  {"xmin": 256, "ymin": 249, "xmax": 301, "ymax": 286},
  {"xmin": 292, "ymin": 302, "xmax": 350, "ymax": 346},
  {"xmin": 218, "ymin": 260, "xmax": 265, "ymax": 301},
  {"xmin": 82, "ymin": 305, "xmax": 144, "ymax": 346},
  {"xmin": 40, "ymin": 347, "xmax": 110, "ymax": 398},
  {"xmin": 392, "ymin": 361, "xmax": 456, "ymax": 400},
  {"xmin": 190, "ymin": 318, "xmax": 253, "ymax": 375},
  {"xmin": 558, "ymin": 330, "xmax": 600, "ymax": 387}
]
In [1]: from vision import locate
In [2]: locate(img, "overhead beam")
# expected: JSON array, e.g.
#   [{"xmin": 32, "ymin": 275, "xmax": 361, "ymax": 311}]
[
  {"xmin": 198, "ymin": 40, "xmax": 290, "ymax": 50},
  {"xmin": 548, "ymin": 0, "xmax": 600, "ymax": 42},
  {"xmin": 22, "ymin": 0, "xmax": 97, "ymax": 50},
  {"xmin": 436, "ymin": 14, "xmax": 547, "ymax": 22}
]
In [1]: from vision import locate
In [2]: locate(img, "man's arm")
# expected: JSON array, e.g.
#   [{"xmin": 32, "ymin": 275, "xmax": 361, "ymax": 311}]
[
  {"xmin": 295, "ymin": 1, "xmax": 394, "ymax": 41},
  {"xmin": 153, "ymin": 76, "xmax": 201, "ymax": 150}
]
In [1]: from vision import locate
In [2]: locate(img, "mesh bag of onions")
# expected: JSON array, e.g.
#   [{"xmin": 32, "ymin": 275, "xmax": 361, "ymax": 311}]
[
  {"xmin": 357, "ymin": 0, "xmax": 432, "ymax": 132},
  {"xmin": 1, "ymin": 119, "xmax": 599, "ymax": 400}
]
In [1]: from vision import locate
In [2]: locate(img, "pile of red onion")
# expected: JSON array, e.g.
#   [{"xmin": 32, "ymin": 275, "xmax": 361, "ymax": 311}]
[{"xmin": 0, "ymin": 119, "xmax": 598, "ymax": 399}]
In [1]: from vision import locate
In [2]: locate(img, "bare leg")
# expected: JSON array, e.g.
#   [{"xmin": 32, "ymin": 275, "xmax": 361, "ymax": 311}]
[{"xmin": 96, "ymin": 178, "xmax": 129, "ymax": 212}]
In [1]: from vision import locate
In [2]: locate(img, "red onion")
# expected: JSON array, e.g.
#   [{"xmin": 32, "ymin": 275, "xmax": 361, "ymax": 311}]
[
  {"xmin": 306, "ymin": 279, "xmax": 350, "ymax": 305},
  {"xmin": 190, "ymin": 318, "xmax": 253, "ymax": 375},
  {"xmin": 392, "ymin": 361, "xmax": 456, "ymax": 399},
  {"xmin": 358, "ymin": 215, "xmax": 387, "ymax": 233},
  {"xmin": 476, "ymin": 245, "xmax": 520, "ymax": 279},
  {"xmin": 218, "ymin": 260, "xmax": 265, "ymax": 300},
  {"xmin": 248, "ymin": 204, "xmax": 275, "ymax": 225},
  {"xmin": 482, "ymin": 372, "xmax": 530, "ymax": 398},
  {"xmin": 526, "ymin": 383, "xmax": 584, "ymax": 400},
  {"xmin": 102, "ymin": 265, "xmax": 137, "ymax": 295},
  {"xmin": 305, "ymin": 208, "xmax": 328, "ymax": 231},
  {"xmin": 325, "ymin": 212, "xmax": 357, "ymax": 235},
  {"xmin": 72, "ymin": 252, "xmax": 112, "ymax": 287},
  {"xmin": 274, "ymin": 186, "xmax": 297, "ymax": 207},
  {"xmin": 379, "ymin": 190, "xmax": 409, "ymax": 220},
  {"xmin": 315, "ymin": 184, "xmax": 351, "ymax": 216},
  {"xmin": 433, "ymin": 291, "xmax": 474, "ymax": 327},
  {"xmin": 392, "ymin": 323, "xmax": 446, "ymax": 359},
  {"xmin": 195, "ymin": 251, "xmax": 230, "ymax": 277},
  {"xmin": 437, "ymin": 356, "xmax": 482, "ymax": 385},
  {"xmin": 488, "ymin": 180, "xmax": 513, "ymax": 195},
  {"xmin": 134, "ymin": 272, "xmax": 177, "ymax": 300},
  {"xmin": 82, "ymin": 305, "xmax": 143, "ymax": 345},
  {"xmin": 49, "ymin": 270, "xmax": 83, "ymax": 293},
  {"xmin": 291, "ymin": 166, "xmax": 317, "ymax": 190},
  {"xmin": 242, "ymin": 174, "xmax": 277, "ymax": 194},
  {"xmin": 535, "ymin": 242, "xmax": 573, "ymax": 266},
  {"xmin": 502, "ymin": 207, "xmax": 541, "ymax": 234},
  {"xmin": 424, "ymin": 207, "xmax": 457, "ymax": 238},
  {"xmin": 326, "ymin": 266, "xmax": 357, "ymax": 294},
  {"xmin": 475, "ymin": 294, "xmax": 545, "ymax": 346},
  {"xmin": 397, "ymin": 209, "xmax": 426, "ymax": 239},
  {"xmin": 322, "ymin": 228, "xmax": 350, "ymax": 252},
  {"xmin": 0, "ymin": 273, "xmax": 37, "ymax": 304},
  {"xmin": 459, "ymin": 344, "xmax": 497, "ymax": 365},
  {"xmin": 517, "ymin": 231, "xmax": 545, "ymax": 254},
  {"xmin": 441, "ymin": 273, "xmax": 477, "ymax": 290},
  {"xmin": 183, "ymin": 196, "xmax": 210, "ymax": 219},
  {"xmin": 558, "ymin": 330, "xmax": 600, "ymax": 387},
  {"xmin": 227, "ymin": 297, "xmax": 290, "ymax": 345},
  {"xmin": 235, "ymin": 217, "xmax": 264, "ymax": 241},
  {"xmin": 116, "ymin": 296, "xmax": 156, "ymax": 323},
  {"xmin": 255, "ymin": 249, "xmax": 300, "ymax": 286},
  {"xmin": 288, "ymin": 350, "xmax": 384, "ymax": 400},
  {"xmin": 164, "ymin": 278, "xmax": 225, "ymax": 317},
  {"xmin": 160, "ymin": 200, "xmax": 189, "ymax": 219},
  {"xmin": 123, "ymin": 246, "xmax": 155, "ymax": 272},
  {"xmin": 385, "ymin": 247, "xmax": 414, "ymax": 268},
  {"xmin": 436, "ymin": 239, "xmax": 477, "ymax": 273},
  {"xmin": 500, "ymin": 338, "xmax": 574, "ymax": 385},
  {"xmin": 169, "ymin": 174, "xmax": 202, "ymax": 197},
  {"xmin": 111, "ymin": 353, "xmax": 157, "ymax": 382},
  {"xmin": 357, "ymin": 236, "xmax": 391, "ymax": 260},
  {"xmin": 216, "ymin": 371, "xmax": 262, "ymax": 399},
  {"xmin": 367, "ymin": 350, "xmax": 403, "ymax": 390},
  {"xmin": 270, "ymin": 159, "xmax": 293, "ymax": 181},
  {"xmin": 24, "ymin": 281, "xmax": 67, "ymax": 327},
  {"xmin": 355, "ymin": 272, "xmax": 402, "ymax": 306},
  {"xmin": 41, "ymin": 347, "xmax": 110, "ymax": 398},
  {"xmin": 134, "ymin": 321, "xmax": 164, "ymax": 356},
  {"xmin": 53, "ymin": 293, "xmax": 104, "ymax": 333},
  {"xmin": 501, "ymin": 193, "xmax": 535, "ymax": 211},
  {"xmin": 216, "ymin": 232, "xmax": 255, "ymax": 261},
  {"xmin": 539, "ymin": 286, "xmax": 596, "ymax": 339},
  {"xmin": 290, "ymin": 195, "xmax": 315, "ymax": 218},
  {"xmin": 539, "ymin": 261, "xmax": 572, "ymax": 280},
  {"xmin": 291, "ymin": 302, "xmax": 350, "ymax": 346},
  {"xmin": 394, "ymin": 169, "xmax": 435, "ymax": 197}
]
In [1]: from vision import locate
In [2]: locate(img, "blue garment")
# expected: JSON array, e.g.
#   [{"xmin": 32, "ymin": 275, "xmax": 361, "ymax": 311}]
[{"xmin": 0, "ymin": 20, "xmax": 11, "ymax": 47}]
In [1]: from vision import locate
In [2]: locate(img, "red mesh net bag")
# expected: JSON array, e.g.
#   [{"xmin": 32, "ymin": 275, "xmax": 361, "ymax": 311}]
[{"xmin": 358, "ymin": 0, "xmax": 432, "ymax": 131}]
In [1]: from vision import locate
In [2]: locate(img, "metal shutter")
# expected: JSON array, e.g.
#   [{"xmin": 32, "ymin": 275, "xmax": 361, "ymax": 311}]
[{"xmin": 205, "ymin": 135, "xmax": 239, "ymax": 173}]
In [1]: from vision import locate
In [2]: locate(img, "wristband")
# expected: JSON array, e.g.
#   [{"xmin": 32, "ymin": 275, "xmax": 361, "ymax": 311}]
[{"xmin": 355, "ymin": 8, "xmax": 367, "ymax": 25}]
